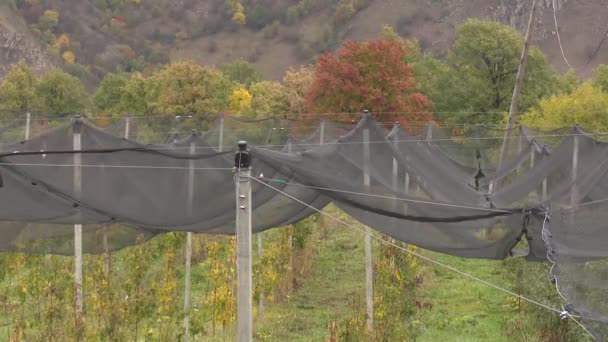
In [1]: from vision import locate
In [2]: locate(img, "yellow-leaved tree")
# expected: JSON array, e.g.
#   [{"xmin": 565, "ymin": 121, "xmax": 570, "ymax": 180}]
[
  {"xmin": 229, "ymin": 87, "xmax": 252, "ymax": 114},
  {"xmin": 53, "ymin": 33, "xmax": 70, "ymax": 49},
  {"xmin": 62, "ymin": 50, "xmax": 75, "ymax": 64},
  {"xmin": 225, "ymin": 0, "xmax": 246, "ymax": 25},
  {"xmin": 520, "ymin": 82, "xmax": 608, "ymax": 131}
]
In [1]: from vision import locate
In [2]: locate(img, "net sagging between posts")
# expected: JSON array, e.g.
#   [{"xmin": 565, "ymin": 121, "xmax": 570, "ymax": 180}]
[
  {"xmin": 254, "ymin": 115, "xmax": 525, "ymax": 259},
  {"xmin": 0, "ymin": 113, "xmax": 607, "ymax": 338}
]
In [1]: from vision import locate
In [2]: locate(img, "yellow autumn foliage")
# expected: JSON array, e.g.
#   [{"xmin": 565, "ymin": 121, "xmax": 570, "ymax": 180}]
[
  {"xmin": 229, "ymin": 87, "xmax": 252, "ymax": 114},
  {"xmin": 53, "ymin": 33, "xmax": 70, "ymax": 49},
  {"xmin": 62, "ymin": 50, "xmax": 75, "ymax": 64},
  {"xmin": 520, "ymin": 82, "xmax": 608, "ymax": 131}
]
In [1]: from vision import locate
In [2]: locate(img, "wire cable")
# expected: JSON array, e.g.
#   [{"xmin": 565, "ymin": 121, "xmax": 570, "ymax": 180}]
[
  {"xmin": 262, "ymin": 177, "xmax": 511, "ymax": 214},
  {"xmin": 250, "ymin": 176, "xmax": 564, "ymax": 314},
  {"xmin": 254, "ymin": 175, "xmax": 608, "ymax": 333},
  {"xmin": 541, "ymin": 208, "xmax": 597, "ymax": 339},
  {"xmin": 553, "ymin": 0, "xmax": 573, "ymax": 69},
  {"xmin": 0, "ymin": 162, "xmax": 233, "ymax": 171}
]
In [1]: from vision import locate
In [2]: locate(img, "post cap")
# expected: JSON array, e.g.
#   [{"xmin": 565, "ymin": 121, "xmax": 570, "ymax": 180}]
[
  {"xmin": 362, "ymin": 110, "xmax": 370, "ymax": 117},
  {"xmin": 235, "ymin": 141, "xmax": 251, "ymax": 168}
]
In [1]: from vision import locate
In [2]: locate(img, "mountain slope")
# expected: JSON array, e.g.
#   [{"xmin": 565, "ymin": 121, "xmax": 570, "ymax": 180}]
[{"xmin": 3, "ymin": 0, "xmax": 608, "ymax": 81}]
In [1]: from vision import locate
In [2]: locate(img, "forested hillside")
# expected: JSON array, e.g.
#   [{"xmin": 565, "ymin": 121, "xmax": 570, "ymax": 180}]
[{"xmin": 0, "ymin": 0, "xmax": 607, "ymax": 83}]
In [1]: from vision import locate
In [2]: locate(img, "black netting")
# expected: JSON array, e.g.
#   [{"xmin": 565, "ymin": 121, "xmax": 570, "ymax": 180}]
[{"xmin": 0, "ymin": 113, "xmax": 606, "ymax": 338}]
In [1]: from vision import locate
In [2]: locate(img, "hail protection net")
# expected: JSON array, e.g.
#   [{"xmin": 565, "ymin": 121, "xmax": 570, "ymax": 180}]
[{"xmin": 0, "ymin": 113, "xmax": 606, "ymax": 338}]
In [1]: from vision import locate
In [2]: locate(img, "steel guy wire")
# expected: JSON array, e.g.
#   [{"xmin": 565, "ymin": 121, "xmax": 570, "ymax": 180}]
[
  {"xmin": 0, "ymin": 162, "xmax": 234, "ymax": 171},
  {"xmin": 8, "ymin": 130, "xmax": 602, "ymax": 153},
  {"xmin": 252, "ymin": 175, "xmax": 608, "ymax": 331},
  {"xmin": 261, "ymin": 177, "xmax": 511, "ymax": 214},
  {"xmin": 249, "ymin": 176, "xmax": 568, "ymax": 315}
]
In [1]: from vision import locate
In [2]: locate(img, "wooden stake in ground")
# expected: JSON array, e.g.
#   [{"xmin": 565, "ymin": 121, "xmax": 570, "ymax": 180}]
[
  {"xmin": 183, "ymin": 137, "xmax": 196, "ymax": 341},
  {"xmin": 73, "ymin": 115, "xmax": 83, "ymax": 326},
  {"xmin": 362, "ymin": 111, "xmax": 373, "ymax": 333}
]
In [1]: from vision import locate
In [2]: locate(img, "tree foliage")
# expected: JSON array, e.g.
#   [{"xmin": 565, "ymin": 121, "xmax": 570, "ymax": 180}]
[
  {"xmin": 152, "ymin": 61, "xmax": 234, "ymax": 115},
  {"xmin": 282, "ymin": 65, "xmax": 314, "ymax": 117},
  {"xmin": 120, "ymin": 72, "xmax": 157, "ymax": 115},
  {"xmin": 556, "ymin": 69, "xmax": 580, "ymax": 95},
  {"xmin": 416, "ymin": 19, "xmax": 556, "ymax": 125},
  {"xmin": 38, "ymin": 9, "xmax": 59, "ymax": 31},
  {"xmin": 35, "ymin": 68, "xmax": 88, "ymax": 115},
  {"xmin": 592, "ymin": 64, "xmax": 608, "ymax": 93},
  {"xmin": 520, "ymin": 82, "xmax": 608, "ymax": 131},
  {"xmin": 220, "ymin": 59, "xmax": 263, "ymax": 87},
  {"xmin": 0, "ymin": 63, "xmax": 38, "ymax": 114},
  {"xmin": 228, "ymin": 87, "xmax": 252, "ymax": 114},
  {"xmin": 93, "ymin": 72, "xmax": 129, "ymax": 116},
  {"xmin": 246, "ymin": 81, "xmax": 288, "ymax": 118},
  {"xmin": 305, "ymin": 38, "xmax": 432, "ymax": 124}
]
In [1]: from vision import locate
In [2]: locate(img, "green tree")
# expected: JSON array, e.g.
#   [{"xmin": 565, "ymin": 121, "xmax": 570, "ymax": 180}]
[
  {"xmin": 220, "ymin": 59, "xmax": 263, "ymax": 87},
  {"xmin": 592, "ymin": 64, "xmax": 608, "ymax": 93},
  {"xmin": 520, "ymin": 82, "xmax": 608, "ymax": 131},
  {"xmin": 35, "ymin": 68, "xmax": 88, "ymax": 115},
  {"xmin": 0, "ymin": 63, "xmax": 38, "ymax": 114},
  {"xmin": 120, "ymin": 72, "xmax": 157, "ymax": 115},
  {"xmin": 246, "ymin": 81, "xmax": 288, "ymax": 118},
  {"xmin": 38, "ymin": 9, "xmax": 59, "ymax": 31},
  {"xmin": 556, "ymin": 69, "xmax": 580, "ymax": 95},
  {"xmin": 437, "ymin": 19, "xmax": 556, "ymax": 125},
  {"xmin": 152, "ymin": 61, "xmax": 234, "ymax": 115},
  {"xmin": 92, "ymin": 72, "xmax": 129, "ymax": 117}
]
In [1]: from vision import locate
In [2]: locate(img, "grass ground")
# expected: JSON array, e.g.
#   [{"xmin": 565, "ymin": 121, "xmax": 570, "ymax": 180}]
[
  {"xmin": 253, "ymin": 217, "xmax": 542, "ymax": 341},
  {"xmin": 255, "ymin": 222, "xmax": 366, "ymax": 341},
  {"xmin": 414, "ymin": 252, "xmax": 517, "ymax": 341}
]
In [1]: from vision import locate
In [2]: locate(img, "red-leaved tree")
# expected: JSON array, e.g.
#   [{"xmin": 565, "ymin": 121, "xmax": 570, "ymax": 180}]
[{"xmin": 305, "ymin": 38, "xmax": 433, "ymax": 126}]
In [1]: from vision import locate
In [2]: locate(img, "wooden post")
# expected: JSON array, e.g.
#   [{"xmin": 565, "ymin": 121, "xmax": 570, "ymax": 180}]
[
  {"xmin": 392, "ymin": 125, "xmax": 399, "ymax": 193},
  {"xmin": 287, "ymin": 140, "xmax": 294, "ymax": 291},
  {"xmin": 319, "ymin": 120, "xmax": 325, "ymax": 145},
  {"xmin": 183, "ymin": 138, "xmax": 195, "ymax": 341},
  {"xmin": 530, "ymin": 147, "xmax": 535, "ymax": 168},
  {"xmin": 235, "ymin": 141, "xmax": 252, "ymax": 342},
  {"xmin": 73, "ymin": 116, "xmax": 83, "ymax": 319},
  {"xmin": 124, "ymin": 116, "xmax": 130, "ymax": 140},
  {"xmin": 257, "ymin": 232, "xmax": 264, "ymax": 317},
  {"xmin": 515, "ymin": 133, "xmax": 523, "ymax": 175},
  {"xmin": 495, "ymin": 0, "xmax": 538, "ymax": 187},
  {"xmin": 362, "ymin": 119, "xmax": 373, "ymax": 332},
  {"xmin": 25, "ymin": 112, "xmax": 31, "ymax": 140},
  {"xmin": 218, "ymin": 114, "xmax": 224, "ymax": 153},
  {"xmin": 570, "ymin": 132, "xmax": 579, "ymax": 209}
]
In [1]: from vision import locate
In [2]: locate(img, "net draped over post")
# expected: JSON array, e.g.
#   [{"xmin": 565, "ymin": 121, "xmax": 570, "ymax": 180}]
[{"xmin": 0, "ymin": 113, "xmax": 606, "ymax": 339}]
